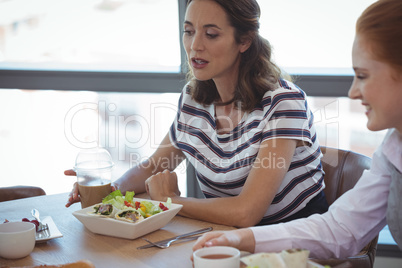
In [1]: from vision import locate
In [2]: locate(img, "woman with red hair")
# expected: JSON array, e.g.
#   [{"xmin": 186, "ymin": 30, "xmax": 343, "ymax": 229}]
[{"xmin": 193, "ymin": 0, "xmax": 402, "ymax": 258}]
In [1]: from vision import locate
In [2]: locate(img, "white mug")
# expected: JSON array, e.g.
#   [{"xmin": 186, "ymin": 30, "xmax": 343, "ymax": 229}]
[{"xmin": 193, "ymin": 246, "xmax": 240, "ymax": 268}]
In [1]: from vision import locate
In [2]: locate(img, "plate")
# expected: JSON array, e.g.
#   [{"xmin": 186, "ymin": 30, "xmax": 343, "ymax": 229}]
[
  {"xmin": 72, "ymin": 198, "xmax": 183, "ymax": 239},
  {"xmin": 240, "ymin": 252, "xmax": 326, "ymax": 268},
  {"xmin": 35, "ymin": 216, "xmax": 63, "ymax": 243}
]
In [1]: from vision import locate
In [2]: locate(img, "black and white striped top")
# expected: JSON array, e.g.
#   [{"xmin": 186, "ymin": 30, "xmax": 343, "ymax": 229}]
[{"xmin": 170, "ymin": 79, "xmax": 325, "ymax": 225}]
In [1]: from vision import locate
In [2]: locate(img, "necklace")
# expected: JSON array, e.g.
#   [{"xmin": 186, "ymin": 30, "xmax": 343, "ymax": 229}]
[{"xmin": 214, "ymin": 97, "xmax": 236, "ymax": 106}]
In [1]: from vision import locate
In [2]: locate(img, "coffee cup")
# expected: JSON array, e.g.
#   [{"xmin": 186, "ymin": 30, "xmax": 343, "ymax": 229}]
[
  {"xmin": 0, "ymin": 221, "xmax": 36, "ymax": 259},
  {"xmin": 193, "ymin": 246, "xmax": 240, "ymax": 268},
  {"xmin": 74, "ymin": 148, "xmax": 114, "ymax": 208}
]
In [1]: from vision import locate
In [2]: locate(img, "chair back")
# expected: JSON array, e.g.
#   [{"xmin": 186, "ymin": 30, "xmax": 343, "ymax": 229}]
[
  {"xmin": 313, "ymin": 146, "xmax": 378, "ymax": 268},
  {"xmin": 321, "ymin": 146, "xmax": 372, "ymax": 205},
  {"xmin": 0, "ymin": 186, "xmax": 46, "ymax": 202}
]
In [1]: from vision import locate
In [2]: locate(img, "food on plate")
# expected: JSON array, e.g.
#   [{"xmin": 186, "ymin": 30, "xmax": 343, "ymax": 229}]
[
  {"xmin": 241, "ymin": 253, "xmax": 286, "ymax": 268},
  {"xmin": 115, "ymin": 208, "xmax": 144, "ymax": 223},
  {"xmin": 280, "ymin": 249, "xmax": 310, "ymax": 268},
  {"xmin": 2, "ymin": 218, "xmax": 40, "ymax": 232},
  {"xmin": 134, "ymin": 200, "xmax": 168, "ymax": 218},
  {"xmin": 241, "ymin": 249, "xmax": 310, "ymax": 268},
  {"xmin": 102, "ymin": 189, "xmax": 134, "ymax": 210},
  {"xmin": 87, "ymin": 190, "xmax": 172, "ymax": 224},
  {"xmin": 92, "ymin": 203, "xmax": 116, "ymax": 217}
]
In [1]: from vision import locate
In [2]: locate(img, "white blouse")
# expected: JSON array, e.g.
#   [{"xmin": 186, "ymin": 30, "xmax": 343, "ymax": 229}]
[{"xmin": 250, "ymin": 128, "xmax": 402, "ymax": 258}]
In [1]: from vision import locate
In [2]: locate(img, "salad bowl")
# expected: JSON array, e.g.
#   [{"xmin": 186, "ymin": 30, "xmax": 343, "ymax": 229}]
[{"xmin": 72, "ymin": 197, "xmax": 183, "ymax": 239}]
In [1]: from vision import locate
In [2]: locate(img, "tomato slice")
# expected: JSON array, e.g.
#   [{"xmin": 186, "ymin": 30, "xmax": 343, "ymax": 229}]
[
  {"xmin": 124, "ymin": 201, "xmax": 133, "ymax": 208},
  {"xmin": 159, "ymin": 203, "xmax": 168, "ymax": 211},
  {"xmin": 135, "ymin": 201, "xmax": 141, "ymax": 209}
]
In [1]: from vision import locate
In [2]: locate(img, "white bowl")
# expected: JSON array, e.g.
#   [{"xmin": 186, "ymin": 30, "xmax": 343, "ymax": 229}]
[
  {"xmin": 72, "ymin": 198, "xmax": 183, "ymax": 239},
  {"xmin": 0, "ymin": 221, "xmax": 36, "ymax": 259}
]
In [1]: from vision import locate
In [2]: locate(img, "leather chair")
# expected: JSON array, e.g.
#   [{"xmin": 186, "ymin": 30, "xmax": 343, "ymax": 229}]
[
  {"xmin": 312, "ymin": 146, "xmax": 378, "ymax": 268},
  {"xmin": 0, "ymin": 185, "xmax": 46, "ymax": 202}
]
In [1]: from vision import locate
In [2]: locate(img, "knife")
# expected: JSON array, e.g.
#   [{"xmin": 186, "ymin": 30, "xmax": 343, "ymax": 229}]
[{"xmin": 137, "ymin": 227, "xmax": 212, "ymax": 249}]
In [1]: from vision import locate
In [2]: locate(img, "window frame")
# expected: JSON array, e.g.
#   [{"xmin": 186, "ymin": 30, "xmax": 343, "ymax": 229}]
[{"xmin": 0, "ymin": 0, "xmax": 353, "ymax": 96}]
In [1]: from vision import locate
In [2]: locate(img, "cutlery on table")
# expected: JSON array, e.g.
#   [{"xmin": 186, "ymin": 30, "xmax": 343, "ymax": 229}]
[
  {"xmin": 31, "ymin": 208, "xmax": 49, "ymax": 232},
  {"xmin": 137, "ymin": 227, "xmax": 212, "ymax": 249},
  {"xmin": 142, "ymin": 235, "xmax": 201, "ymax": 249}
]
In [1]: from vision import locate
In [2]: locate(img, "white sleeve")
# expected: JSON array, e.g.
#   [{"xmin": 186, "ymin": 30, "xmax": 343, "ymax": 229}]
[{"xmin": 250, "ymin": 145, "xmax": 391, "ymax": 258}]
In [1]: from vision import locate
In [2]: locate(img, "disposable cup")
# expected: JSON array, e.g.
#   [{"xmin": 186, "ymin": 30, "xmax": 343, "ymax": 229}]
[{"xmin": 74, "ymin": 148, "xmax": 114, "ymax": 208}]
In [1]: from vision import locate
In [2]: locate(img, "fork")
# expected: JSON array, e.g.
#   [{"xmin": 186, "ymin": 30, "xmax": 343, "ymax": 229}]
[
  {"xmin": 142, "ymin": 235, "xmax": 200, "ymax": 249},
  {"xmin": 36, "ymin": 225, "xmax": 51, "ymax": 239}
]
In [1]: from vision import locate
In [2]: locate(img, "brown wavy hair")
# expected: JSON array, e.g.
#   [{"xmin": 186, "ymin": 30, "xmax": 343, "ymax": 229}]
[
  {"xmin": 185, "ymin": 0, "xmax": 283, "ymax": 112},
  {"xmin": 356, "ymin": 0, "xmax": 402, "ymax": 77}
]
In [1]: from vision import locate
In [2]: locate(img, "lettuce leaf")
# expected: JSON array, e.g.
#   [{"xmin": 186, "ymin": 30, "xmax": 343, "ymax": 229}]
[
  {"xmin": 149, "ymin": 204, "xmax": 162, "ymax": 215},
  {"xmin": 140, "ymin": 201, "xmax": 156, "ymax": 213},
  {"xmin": 166, "ymin": 197, "xmax": 172, "ymax": 209},
  {"xmin": 108, "ymin": 198, "xmax": 124, "ymax": 210},
  {"xmin": 139, "ymin": 200, "xmax": 163, "ymax": 216},
  {"xmin": 125, "ymin": 191, "xmax": 135, "ymax": 203},
  {"xmin": 102, "ymin": 190, "xmax": 123, "ymax": 204}
]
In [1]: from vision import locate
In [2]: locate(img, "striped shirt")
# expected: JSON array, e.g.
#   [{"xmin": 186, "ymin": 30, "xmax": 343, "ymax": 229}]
[{"xmin": 169, "ymin": 79, "xmax": 325, "ymax": 225}]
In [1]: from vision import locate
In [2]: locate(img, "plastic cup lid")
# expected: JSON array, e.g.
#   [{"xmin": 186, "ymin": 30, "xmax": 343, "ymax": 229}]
[{"xmin": 74, "ymin": 148, "xmax": 114, "ymax": 172}]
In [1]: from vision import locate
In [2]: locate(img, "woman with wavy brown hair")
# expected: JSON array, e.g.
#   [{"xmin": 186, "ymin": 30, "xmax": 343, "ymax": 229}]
[
  {"xmin": 186, "ymin": 0, "xmax": 282, "ymax": 112},
  {"xmin": 193, "ymin": 0, "xmax": 402, "ymax": 258},
  {"xmin": 66, "ymin": 0, "xmax": 327, "ymax": 227}
]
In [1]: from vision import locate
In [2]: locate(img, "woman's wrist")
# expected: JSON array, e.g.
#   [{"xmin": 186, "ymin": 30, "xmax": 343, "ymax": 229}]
[{"xmin": 238, "ymin": 228, "xmax": 256, "ymax": 253}]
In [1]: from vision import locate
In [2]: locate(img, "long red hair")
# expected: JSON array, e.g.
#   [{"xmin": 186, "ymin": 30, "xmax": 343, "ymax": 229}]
[{"xmin": 356, "ymin": 0, "xmax": 402, "ymax": 75}]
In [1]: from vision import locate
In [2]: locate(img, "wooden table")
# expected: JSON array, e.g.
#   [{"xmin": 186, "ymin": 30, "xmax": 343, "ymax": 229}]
[{"xmin": 0, "ymin": 193, "xmax": 235, "ymax": 268}]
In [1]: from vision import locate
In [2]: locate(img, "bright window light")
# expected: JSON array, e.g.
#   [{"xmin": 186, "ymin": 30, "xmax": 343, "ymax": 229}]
[
  {"xmin": 0, "ymin": 0, "xmax": 181, "ymax": 72},
  {"xmin": 257, "ymin": 0, "xmax": 377, "ymax": 75}
]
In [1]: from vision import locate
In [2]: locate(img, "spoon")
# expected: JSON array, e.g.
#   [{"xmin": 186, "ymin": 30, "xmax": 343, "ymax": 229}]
[{"xmin": 31, "ymin": 209, "xmax": 48, "ymax": 231}]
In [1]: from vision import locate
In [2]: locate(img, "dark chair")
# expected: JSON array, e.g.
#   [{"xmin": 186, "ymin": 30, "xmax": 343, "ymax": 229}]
[
  {"xmin": 0, "ymin": 185, "xmax": 46, "ymax": 202},
  {"xmin": 312, "ymin": 146, "xmax": 378, "ymax": 268}
]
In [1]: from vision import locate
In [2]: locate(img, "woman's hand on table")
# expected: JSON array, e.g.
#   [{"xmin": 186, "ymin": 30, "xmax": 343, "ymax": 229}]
[
  {"xmin": 145, "ymin": 169, "xmax": 181, "ymax": 202},
  {"xmin": 192, "ymin": 229, "xmax": 256, "ymax": 253},
  {"xmin": 64, "ymin": 169, "xmax": 117, "ymax": 208}
]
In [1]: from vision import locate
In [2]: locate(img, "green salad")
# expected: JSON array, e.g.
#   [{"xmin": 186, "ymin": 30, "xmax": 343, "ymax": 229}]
[{"xmin": 101, "ymin": 190, "xmax": 171, "ymax": 218}]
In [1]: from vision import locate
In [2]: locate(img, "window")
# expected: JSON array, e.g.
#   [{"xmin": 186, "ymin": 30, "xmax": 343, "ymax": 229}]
[
  {"xmin": 257, "ymin": 0, "xmax": 377, "ymax": 75},
  {"xmin": 0, "ymin": 89, "xmax": 187, "ymax": 196},
  {"xmin": 0, "ymin": 0, "xmax": 181, "ymax": 73}
]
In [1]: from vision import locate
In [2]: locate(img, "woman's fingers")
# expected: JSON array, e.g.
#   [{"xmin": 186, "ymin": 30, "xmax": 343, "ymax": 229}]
[
  {"xmin": 192, "ymin": 229, "xmax": 254, "ymax": 253},
  {"xmin": 192, "ymin": 231, "xmax": 227, "ymax": 251},
  {"xmin": 65, "ymin": 182, "xmax": 80, "ymax": 208},
  {"xmin": 111, "ymin": 185, "xmax": 117, "ymax": 192},
  {"xmin": 65, "ymin": 169, "xmax": 79, "ymax": 207},
  {"xmin": 145, "ymin": 170, "xmax": 180, "ymax": 201},
  {"xmin": 190, "ymin": 232, "xmax": 237, "ymax": 263},
  {"xmin": 64, "ymin": 169, "xmax": 76, "ymax": 176}
]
